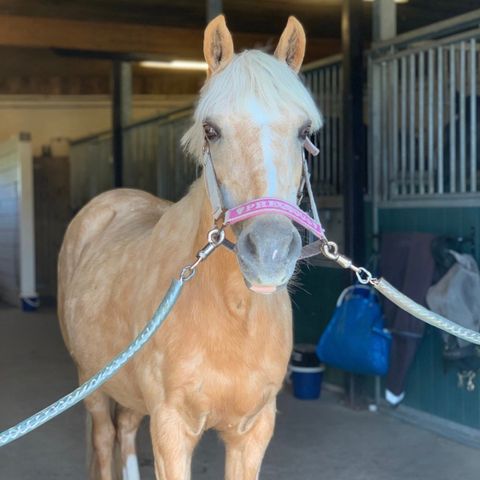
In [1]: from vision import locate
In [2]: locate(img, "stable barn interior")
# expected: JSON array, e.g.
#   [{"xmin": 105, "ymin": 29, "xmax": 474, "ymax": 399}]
[{"xmin": 1, "ymin": 1, "xmax": 480, "ymax": 479}]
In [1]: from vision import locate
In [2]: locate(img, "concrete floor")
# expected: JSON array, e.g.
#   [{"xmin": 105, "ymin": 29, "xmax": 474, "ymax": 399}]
[{"xmin": 1, "ymin": 305, "xmax": 480, "ymax": 480}]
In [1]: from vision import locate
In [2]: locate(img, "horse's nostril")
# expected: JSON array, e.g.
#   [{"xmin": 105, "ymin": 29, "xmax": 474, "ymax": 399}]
[{"xmin": 245, "ymin": 232, "xmax": 258, "ymax": 258}]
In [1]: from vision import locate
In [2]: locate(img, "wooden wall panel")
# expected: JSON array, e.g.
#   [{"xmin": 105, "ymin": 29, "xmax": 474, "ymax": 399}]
[{"xmin": 33, "ymin": 155, "xmax": 71, "ymax": 302}]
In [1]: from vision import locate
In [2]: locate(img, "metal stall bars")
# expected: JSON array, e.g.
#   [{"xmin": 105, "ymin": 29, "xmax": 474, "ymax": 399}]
[
  {"xmin": 302, "ymin": 55, "xmax": 345, "ymax": 255},
  {"xmin": 123, "ymin": 107, "xmax": 194, "ymax": 201},
  {"xmin": 369, "ymin": 9, "xmax": 480, "ymax": 211},
  {"xmin": 303, "ymin": 54, "xmax": 344, "ymax": 197},
  {"xmin": 69, "ymin": 106, "xmax": 194, "ymax": 212},
  {"xmin": 69, "ymin": 130, "xmax": 112, "ymax": 212}
]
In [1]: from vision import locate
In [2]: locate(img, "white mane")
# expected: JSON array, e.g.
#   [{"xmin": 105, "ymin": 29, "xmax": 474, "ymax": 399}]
[{"xmin": 182, "ymin": 50, "xmax": 323, "ymax": 161}]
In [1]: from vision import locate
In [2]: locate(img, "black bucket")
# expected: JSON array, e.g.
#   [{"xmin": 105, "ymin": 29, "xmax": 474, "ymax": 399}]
[
  {"xmin": 290, "ymin": 344, "xmax": 324, "ymax": 400},
  {"xmin": 291, "ymin": 343, "xmax": 321, "ymax": 368}
]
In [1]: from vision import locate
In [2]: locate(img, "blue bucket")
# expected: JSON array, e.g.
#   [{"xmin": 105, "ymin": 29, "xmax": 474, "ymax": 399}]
[{"xmin": 291, "ymin": 365, "xmax": 325, "ymax": 400}]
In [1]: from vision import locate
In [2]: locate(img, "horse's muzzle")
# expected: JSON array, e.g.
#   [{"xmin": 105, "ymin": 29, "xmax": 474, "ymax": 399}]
[{"xmin": 235, "ymin": 215, "xmax": 301, "ymax": 294}]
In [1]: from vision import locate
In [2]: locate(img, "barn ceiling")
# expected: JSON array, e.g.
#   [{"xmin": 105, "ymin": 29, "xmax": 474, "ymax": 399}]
[
  {"xmin": 2, "ymin": 0, "xmax": 347, "ymax": 38},
  {"xmin": 0, "ymin": 0, "xmax": 478, "ymax": 95},
  {"xmin": 0, "ymin": 0, "xmax": 478, "ymax": 37}
]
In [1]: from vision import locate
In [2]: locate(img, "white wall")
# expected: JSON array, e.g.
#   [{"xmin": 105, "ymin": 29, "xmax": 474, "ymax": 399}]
[
  {"xmin": 0, "ymin": 95, "xmax": 195, "ymax": 156},
  {"xmin": 17, "ymin": 134, "xmax": 36, "ymax": 303},
  {"xmin": 0, "ymin": 134, "xmax": 36, "ymax": 306},
  {"xmin": 0, "ymin": 136, "xmax": 19, "ymax": 304}
]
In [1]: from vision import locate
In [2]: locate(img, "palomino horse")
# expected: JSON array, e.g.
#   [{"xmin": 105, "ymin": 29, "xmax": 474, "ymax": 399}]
[{"xmin": 58, "ymin": 15, "xmax": 322, "ymax": 480}]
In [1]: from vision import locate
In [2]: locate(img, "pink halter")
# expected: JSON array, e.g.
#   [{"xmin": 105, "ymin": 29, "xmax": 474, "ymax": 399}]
[
  {"xmin": 203, "ymin": 136, "xmax": 325, "ymax": 257},
  {"xmin": 224, "ymin": 197, "xmax": 325, "ymax": 240}
]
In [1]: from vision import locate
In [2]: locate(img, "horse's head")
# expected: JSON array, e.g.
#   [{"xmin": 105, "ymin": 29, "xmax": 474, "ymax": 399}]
[{"xmin": 183, "ymin": 15, "xmax": 323, "ymax": 294}]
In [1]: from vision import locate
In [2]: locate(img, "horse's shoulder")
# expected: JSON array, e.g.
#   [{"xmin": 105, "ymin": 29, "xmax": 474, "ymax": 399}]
[
  {"xmin": 60, "ymin": 189, "xmax": 171, "ymax": 274},
  {"xmin": 76, "ymin": 189, "xmax": 171, "ymax": 227},
  {"xmin": 88, "ymin": 188, "xmax": 171, "ymax": 213}
]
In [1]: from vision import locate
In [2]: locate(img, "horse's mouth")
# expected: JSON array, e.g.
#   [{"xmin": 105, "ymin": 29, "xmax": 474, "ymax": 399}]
[
  {"xmin": 234, "ymin": 215, "xmax": 301, "ymax": 295},
  {"xmin": 245, "ymin": 280, "xmax": 287, "ymax": 295},
  {"xmin": 237, "ymin": 255, "xmax": 291, "ymax": 294}
]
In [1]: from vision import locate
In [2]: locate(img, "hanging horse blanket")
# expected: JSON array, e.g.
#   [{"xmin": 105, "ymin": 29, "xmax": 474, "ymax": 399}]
[
  {"xmin": 427, "ymin": 251, "xmax": 480, "ymax": 349},
  {"xmin": 380, "ymin": 233, "xmax": 436, "ymax": 404}
]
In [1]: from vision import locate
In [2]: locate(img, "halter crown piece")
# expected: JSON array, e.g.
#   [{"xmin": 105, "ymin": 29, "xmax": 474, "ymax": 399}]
[{"xmin": 202, "ymin": 136, "xmax": 326, "ymax": 259}]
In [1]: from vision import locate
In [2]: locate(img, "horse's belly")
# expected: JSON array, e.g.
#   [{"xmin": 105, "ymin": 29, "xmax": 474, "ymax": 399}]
[{"xmin": 103, "ymin": 373, "xmax": 148, "ymax": 414}]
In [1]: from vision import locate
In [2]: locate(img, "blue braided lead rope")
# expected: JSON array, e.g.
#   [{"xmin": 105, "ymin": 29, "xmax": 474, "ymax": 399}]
[{"xmin": 0, "ymin": 279, "xmax": 184, "ymax": 448}]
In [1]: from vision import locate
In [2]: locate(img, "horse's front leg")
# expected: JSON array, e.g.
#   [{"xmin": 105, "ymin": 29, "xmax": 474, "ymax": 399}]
[
  {"xmin": 222, "ymin": 400, "xmax": 276, "ymax": 480},
  {"xmin": 150, "ymin": 406, "xmax": 201, "ymax": 480}
]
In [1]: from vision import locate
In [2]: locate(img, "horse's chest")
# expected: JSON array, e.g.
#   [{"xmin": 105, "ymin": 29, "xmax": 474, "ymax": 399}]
[
  {"xmin": 173, "ymin": 348, "xmax": 287, "ymax": 430},
  {"xmin": 150, "ymin": 297, "xmax": 293, "ymax": 431},
  {"xmin": 186, "ymin": 367, "xmax": 276, "ymax": 431}
]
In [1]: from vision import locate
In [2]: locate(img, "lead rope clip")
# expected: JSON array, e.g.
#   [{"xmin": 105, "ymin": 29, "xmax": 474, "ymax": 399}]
[{"xmin": 320, "ymin": 240, "xmax": 378, "ymax": 285}]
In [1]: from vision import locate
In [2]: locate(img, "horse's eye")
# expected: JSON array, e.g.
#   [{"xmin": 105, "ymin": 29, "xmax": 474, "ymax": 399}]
[
  {"xmin": 299, "ymin": 124, "xmax": 311, "ymax": 141},
  {"xmin": 203, "ymin": 123, "xmax": 220, "ymax": 141}
]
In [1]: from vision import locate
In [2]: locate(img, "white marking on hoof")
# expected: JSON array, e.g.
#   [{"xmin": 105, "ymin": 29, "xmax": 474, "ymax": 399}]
[{"xmin": 122, "ymin": 454, "xmax": 141, "ymax": 480}]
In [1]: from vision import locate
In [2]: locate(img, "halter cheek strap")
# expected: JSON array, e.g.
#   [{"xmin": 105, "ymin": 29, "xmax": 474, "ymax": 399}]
[
  {"xmin": 203, "ymin": 144, "xmax": 225, "ymax": 221},
  {"xmin": 302, "ymin": 137, "xmax": 321, "ymax": 225}
]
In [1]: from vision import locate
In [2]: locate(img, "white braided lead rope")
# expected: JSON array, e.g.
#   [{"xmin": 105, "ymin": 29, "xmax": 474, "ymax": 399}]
[
  {"xmin": 0, "ymin": 280, "xmax": 183, "ymax": 448},
  {"xmin": 374, "ymin": 278, "xmax": 480, "ymax": 346},
  {"xmin": 321, "ymin": 240, "xmax": 480, "ymax": 347}
]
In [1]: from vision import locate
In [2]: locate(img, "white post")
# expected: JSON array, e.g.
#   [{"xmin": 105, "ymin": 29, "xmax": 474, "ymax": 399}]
[
  {"xmin": 17, "ymin": 132, "xmax": 37, "ymax": 309},
  {"xmin": 372, "ymin": 0, "xmax": 397, "ymax": 42}
]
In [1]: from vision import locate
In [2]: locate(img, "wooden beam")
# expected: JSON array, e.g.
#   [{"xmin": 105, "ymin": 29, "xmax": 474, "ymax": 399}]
[
  {"xmin": 342, "ymin": 0, "xmax": 365, "ymax": 264},
  {"xmin": 0, "ymin": 15, "xmax": 340, "ymax": 62},
  {"xmin": 206, "ymin": 0, "xmax": 223, "ymax": 22},
  {"xmin": 342, "ymin": 0, "xmax": 367, "ymax": 410},
  {"xmin": 0, "ymin": 0, "xmax": 344, "ymax": 37}
]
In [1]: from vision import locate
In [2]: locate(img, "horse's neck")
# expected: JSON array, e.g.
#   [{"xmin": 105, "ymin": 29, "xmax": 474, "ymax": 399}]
[{"xmin": 176, "ymin": 179, "xmax": 270, "ymax": 325}]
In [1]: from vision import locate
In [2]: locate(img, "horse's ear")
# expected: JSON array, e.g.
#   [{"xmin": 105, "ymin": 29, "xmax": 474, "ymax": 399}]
[
  {"xmin": 203, "ymin": 15, "xmax": 234, "ymax": 76},
  {"xmin": 274, "ymin": 16, "xmax": 306, "ymax": 73}
]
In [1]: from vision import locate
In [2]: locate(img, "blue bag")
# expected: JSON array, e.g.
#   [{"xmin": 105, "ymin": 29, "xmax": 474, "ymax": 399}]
[{"xmin": 316, "ymin": 285, "xmax": 392, "ymax": 376}]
